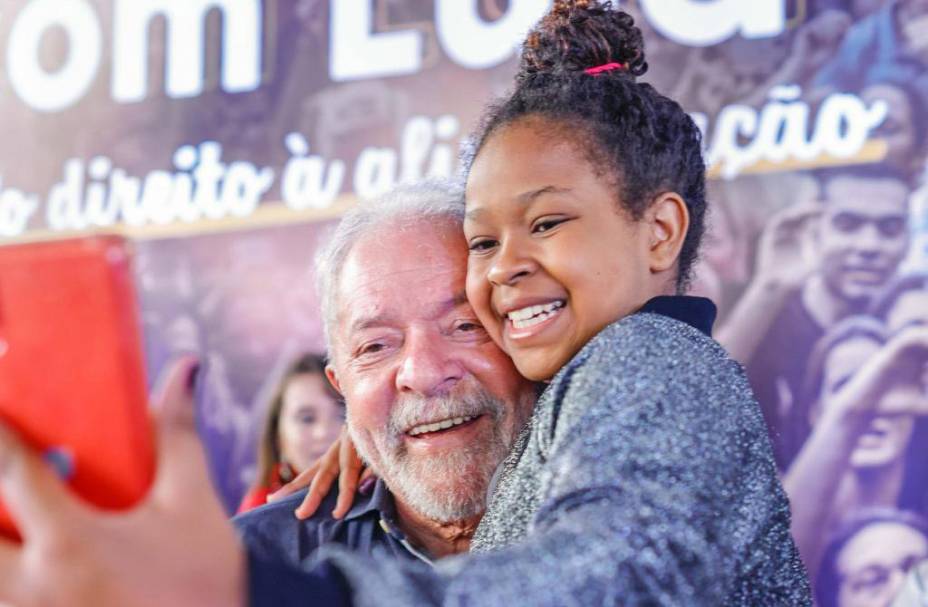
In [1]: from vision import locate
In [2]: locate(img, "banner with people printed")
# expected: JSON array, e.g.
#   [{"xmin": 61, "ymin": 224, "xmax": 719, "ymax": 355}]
[{"xmin": 0, "ymin": 1, "xmax": 925, "ymax": 603}]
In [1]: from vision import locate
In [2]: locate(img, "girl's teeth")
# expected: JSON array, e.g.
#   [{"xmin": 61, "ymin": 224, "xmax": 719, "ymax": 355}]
[
  {"xmin": 508, "ymin": 301, "xmax": 564, "ymax": 323},
  {"xmin": 510, "ymin": 304, "xmax": 563, "ymax": 330}
]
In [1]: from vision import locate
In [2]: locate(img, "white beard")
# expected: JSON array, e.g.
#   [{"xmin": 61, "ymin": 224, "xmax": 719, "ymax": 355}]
[{"xmin": 348, "ymin": 383, "xmax": 519, "ymax": 524}]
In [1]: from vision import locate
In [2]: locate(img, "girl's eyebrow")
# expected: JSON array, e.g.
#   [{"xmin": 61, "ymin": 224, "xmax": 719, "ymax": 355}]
[
  {"xmin": 516, "ymin": 185, "xmax": 571, "ymax": 205},
  {"xmin": 465, "ymin": 186, "xmax": 572, "ymax": 220}
]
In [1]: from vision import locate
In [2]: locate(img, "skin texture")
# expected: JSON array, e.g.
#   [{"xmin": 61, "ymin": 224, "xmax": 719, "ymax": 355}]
[
  {"xmin": 325, "ymin": 218, "xmax": 535, "ymax": 557},
  {"xmin": 463, "ymin": 117, "xmax": 689, "ymax": 381},
  {"xmin": 787, "ymin": 325, "xmax": 928, "ymax": 579},
  {"xmin": 862, "ymin": 84, "xmax": 917, "ymax": 174},
  {"xmin": 887, "ymin": 290, "xmax": 928, "ymax": 335},
  {"xmin": 0, "ymin": 358, "xmax": 245, "ymax": 607},
  {"xmin": 819, "ymin": 337, "xmax": 914, "ymax": 469},
  {"xmin": 818, "ymin": 176, "xmax": 910, "ymax": 306},
  {"xmin": 277, "ymin": 373, "xmax": 343, "ymax": 473},
  {"xmin": 836, "ymin": 522, "xmax": 928, "ymax": 607}
]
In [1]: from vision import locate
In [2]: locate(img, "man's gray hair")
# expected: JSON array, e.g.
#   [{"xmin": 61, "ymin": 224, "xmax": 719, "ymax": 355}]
[{"xmin": 315, "ymin": 179, "xmax": 466, "ymax": 352}]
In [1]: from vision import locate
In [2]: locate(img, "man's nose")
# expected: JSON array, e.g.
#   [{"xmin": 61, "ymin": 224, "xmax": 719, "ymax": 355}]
[
  {"xmin": 487, "ymin": 238, "xmax": 535, "ymax": 287},
  {"xmin": 854, "ymin": 223, "xmax": 883, "ymax": 253},
  {"xmin": 395, "ymin": 329, "xmax": 463, "ymax": 397}
]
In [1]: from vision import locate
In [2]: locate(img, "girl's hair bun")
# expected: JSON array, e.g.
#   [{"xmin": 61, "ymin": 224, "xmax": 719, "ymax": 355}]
[{"xmin": 520, "ymin": 0, "xmax": 647, "ymax": 78}]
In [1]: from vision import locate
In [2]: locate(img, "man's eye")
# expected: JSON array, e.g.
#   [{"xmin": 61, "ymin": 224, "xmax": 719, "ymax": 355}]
[
  {"xmin": 832, "ymin": 213, "xmax": 864, "ymax": 233},
  {"xmin": 358, "ymin": 343, "xmax": 385, "ymax": 356},
  {"xmin": 877, "ymin": 217, "xmax": 907, "ymax": 238},
  {"xmin": 456, "ymin": 321, "xmax": 484, "ymax": 333},
  {"xmin": 468, "ymin": 239, "xmax": 497, "ymax": 253}
]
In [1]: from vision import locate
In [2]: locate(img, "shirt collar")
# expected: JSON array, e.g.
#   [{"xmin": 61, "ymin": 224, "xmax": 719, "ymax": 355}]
[
  {"xmin": 639, "ymin": 295, "xmax": 717, "ymax": 336},
  {"xmin": 342, "ymin": 478, "xmax": 396, "ymax": 521}
]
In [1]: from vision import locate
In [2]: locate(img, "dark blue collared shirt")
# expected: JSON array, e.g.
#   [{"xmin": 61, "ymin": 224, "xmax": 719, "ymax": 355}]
[{"xmin": 234, "ymin": 479, "xmax": 430, "ymax": 572}]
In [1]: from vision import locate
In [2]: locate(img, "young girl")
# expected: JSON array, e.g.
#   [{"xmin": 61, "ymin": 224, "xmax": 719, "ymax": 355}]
[
  {"xmin": 237, "ymin": 353, "xmax": 343, "ymax": 513},
  {"xmin": 274, "ymin": 2, "xmax": 811, "ymax": 604}
]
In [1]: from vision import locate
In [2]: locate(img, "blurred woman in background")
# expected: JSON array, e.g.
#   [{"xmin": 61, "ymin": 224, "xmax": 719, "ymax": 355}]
[{"xmin": 237, "ymin": 353, "xmax": 343, "ymax": 513}]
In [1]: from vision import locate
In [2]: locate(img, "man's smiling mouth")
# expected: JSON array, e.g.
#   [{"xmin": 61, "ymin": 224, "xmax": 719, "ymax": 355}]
[{"xmin": 407, "ymin": 415, "xmax": 480, "ymax": 437}]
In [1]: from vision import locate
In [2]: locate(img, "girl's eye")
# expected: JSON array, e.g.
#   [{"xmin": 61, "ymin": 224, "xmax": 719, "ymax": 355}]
[
  {"xmin": 532, "ymin": 218, "xmax": 567, "ymax": 233},
  {"xmin": 468, "ymin": 238, "xmax": 498, "ymax": 253}
]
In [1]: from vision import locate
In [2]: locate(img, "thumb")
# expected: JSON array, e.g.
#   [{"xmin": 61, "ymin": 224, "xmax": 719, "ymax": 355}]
[
  {"xmin": 149, "ymin": 358, "xmax": 221, "ymax": 510},
  {"xmin": 0, "ymin": 421, "xmax": 84, "ymax": 542}
]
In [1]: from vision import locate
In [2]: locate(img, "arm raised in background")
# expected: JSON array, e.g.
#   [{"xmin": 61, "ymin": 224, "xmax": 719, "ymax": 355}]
[
  {"xmin": 785, "ymin": 327, "xmax": 928, "ymax": 580},
  {"xmin": 717, "ymin": 201, "xmax": 821, "ymax": 363}
]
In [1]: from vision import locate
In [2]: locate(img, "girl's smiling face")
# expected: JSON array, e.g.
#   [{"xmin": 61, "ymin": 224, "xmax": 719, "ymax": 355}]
[{"xmin": 464, "ymin": 118, "xmax": 686, "ymax": 381}]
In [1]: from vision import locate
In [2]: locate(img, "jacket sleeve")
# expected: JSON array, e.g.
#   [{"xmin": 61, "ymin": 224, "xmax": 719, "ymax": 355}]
[
  {"xmin": 288, "ymin": 322, "xmax": 804, "ymax": 606},
  {"xmin": 247, "ymin": 551, "xmax": 352, "ymax": 607}
]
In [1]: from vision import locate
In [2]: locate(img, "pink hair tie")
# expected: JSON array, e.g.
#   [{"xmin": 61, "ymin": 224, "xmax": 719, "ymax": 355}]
[{"xmin": 584, "ymin": 62, "xmax": 627, "ymax": 76}]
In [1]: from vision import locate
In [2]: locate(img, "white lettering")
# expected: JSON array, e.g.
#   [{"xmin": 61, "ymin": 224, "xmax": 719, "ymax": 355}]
[
  {"xmin": 640, "ymin": 0, "xmax": 787, "ymax": 46},
  {"xmin": 112, "ymin": 0, "xmax": 262, "ymax": 102},
  {"xmin": 398, "ymin": 114, "xmax": 461, "ymax": 182},
  {"xmin": 353, "ymin": 147, "xmax": 398, "ymax": 199},
  {"xmin": 43, "ymin": 143, "xmax": 275, "ymax": 230},
  {"xmin": 47, "ymin": 159, "xmax": 88, "ymax": 230},
  {"xmin": 281, "ymin": 133, "xmax": 346, "ymax": 210},
  {"xmin": 220, "ymin": 161, "xmax": 275, "ymax": 218},
  {"xmin": 436, "ymin": 0, "xmax": 549, "ymax": 69},
  {"xmin": 330, "ymin": 0, "xmax": 422, "ymax": 82},
  {"xmin": 705, "ymin": 86, "xmax": 889, "ymax": 179},
  {"xmin": 0, "ymin": 179, "xmax": 38, "ymax": 238},
  {"xmin": 7, "ymin": 0, "xmax": 103, "ymax": 112}
]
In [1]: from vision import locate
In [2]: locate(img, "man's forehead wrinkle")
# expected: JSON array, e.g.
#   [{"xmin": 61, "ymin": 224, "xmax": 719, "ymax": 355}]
[
  {"xmin": 338, "ymin": 273, "xmax": 469, "ymax": 337},
  {"xmin": 341, "ymin": 266, "xmax": 462, "ymax": 299}
]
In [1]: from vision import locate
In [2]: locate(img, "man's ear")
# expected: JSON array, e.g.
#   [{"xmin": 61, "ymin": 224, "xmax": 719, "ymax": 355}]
[
  {"xmin": 646, "ymin": 192, "xmax": 689, "ymax": 274},
  {"xmin": 325, "ymin": 365, "xmax": 344, "ymax": 396}
]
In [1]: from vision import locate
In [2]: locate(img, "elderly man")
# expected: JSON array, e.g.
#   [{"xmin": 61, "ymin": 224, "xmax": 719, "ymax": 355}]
[
  {"xmin": 234, "ymin": 182, "xmax": 536, "ymax": 565},
  {"xmin": 0, "ymin": 179, "xmax": 809, "ymax": 606}
]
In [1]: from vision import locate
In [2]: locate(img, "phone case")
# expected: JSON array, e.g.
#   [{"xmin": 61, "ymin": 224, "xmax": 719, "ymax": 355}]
[{"xmin": 0, "ymin": 236, "xmax": 154, "ymax": 540}]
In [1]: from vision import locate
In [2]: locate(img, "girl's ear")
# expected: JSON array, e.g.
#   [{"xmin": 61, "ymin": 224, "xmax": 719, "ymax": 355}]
[{"xmin": 646, "ymin": 192, "xmax": 690, "ymax": 274}]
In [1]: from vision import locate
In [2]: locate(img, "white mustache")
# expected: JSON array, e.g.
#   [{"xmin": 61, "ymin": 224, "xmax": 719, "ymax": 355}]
[{"xmin": 389, "ymin": 388, "xmax": 503, "ymax": 437}]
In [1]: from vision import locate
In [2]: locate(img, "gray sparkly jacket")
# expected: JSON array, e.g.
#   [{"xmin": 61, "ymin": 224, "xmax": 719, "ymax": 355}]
[{"xmin": 316, "ymin": 306, "xmax": 812, "ymax": 606}]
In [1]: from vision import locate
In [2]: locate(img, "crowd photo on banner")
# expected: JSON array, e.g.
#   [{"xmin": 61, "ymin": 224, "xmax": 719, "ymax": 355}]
[{"xmin": 1, "ymin": 0, "xmax": 927, "ymax": 604}]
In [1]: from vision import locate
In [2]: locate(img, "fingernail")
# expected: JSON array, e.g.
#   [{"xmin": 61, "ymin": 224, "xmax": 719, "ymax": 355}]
[
  {"xmin": 186, "ymin": 362, "xmax": 201, "ymax": 393},
  {"xmin": 43, "ymin": 446, "xmax": 75, "ymax": 481},
  {"xmin": 359, "ymin": 477, "xmax": 375, "ymax": 495},
  {"xmin": 0, "ymin": 424, "xmax": 13, "ymax": 473}
]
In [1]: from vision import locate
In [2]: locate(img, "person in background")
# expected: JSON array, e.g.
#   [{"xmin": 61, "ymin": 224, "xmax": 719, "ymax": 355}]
[
  {"xmin": 814, "ymin": 0, "xmax": 928, "ymax": 109},
  {"xmin": 784, "ymin": 318, "xmax": 928, "ymax": 579},
  {"xmin": 718, "ymin": 164, "xmax": 912, "ymax": 468},
  {"xmin": 871, "ymin": 274, "xmax": 928, "ymax": 336},
  {"xmin": 860, "ymin": 80, "xmax": 928, "ymax": 182},
  {"xmin": 237, "ymin": 353, "xmax": 343, "ymax": 513},
  {"xmin": 816, "ymin": 509, "xmax": 928, "ymax": 607},
  {"xmin": 892, "ymin": 559, "xmax": 928, "ymax": 606}
]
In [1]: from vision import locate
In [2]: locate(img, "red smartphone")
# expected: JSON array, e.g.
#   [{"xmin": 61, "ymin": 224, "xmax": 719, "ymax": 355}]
[{"xmin": 0, "ymin": 236, "xmax": 155, "ymax": 540}]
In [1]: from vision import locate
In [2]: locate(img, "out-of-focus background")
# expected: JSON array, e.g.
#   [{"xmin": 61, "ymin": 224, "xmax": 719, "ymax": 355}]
[{"xmin": 1, "ymin": 1, "xmax": 926, "ymax": 603}]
